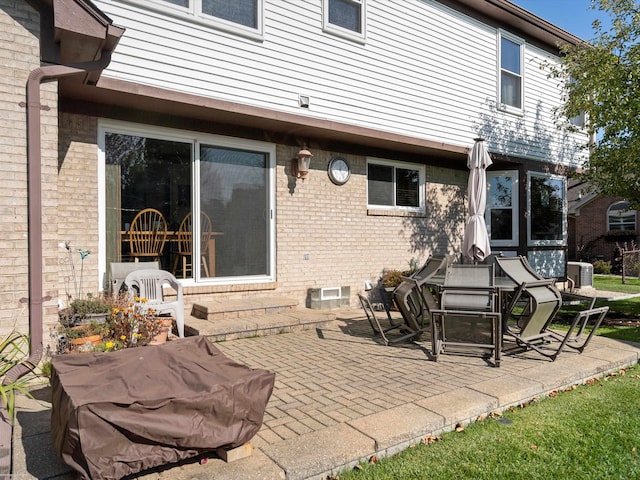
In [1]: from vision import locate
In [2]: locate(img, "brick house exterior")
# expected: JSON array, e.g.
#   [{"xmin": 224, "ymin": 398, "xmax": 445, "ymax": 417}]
[
  {"xmin": 568, "ymin": 190, "xmax": 639, "ymax": 264},
  {"xmin": 2, "ymin": 0, "xmax": 589, "ymax": 358}
]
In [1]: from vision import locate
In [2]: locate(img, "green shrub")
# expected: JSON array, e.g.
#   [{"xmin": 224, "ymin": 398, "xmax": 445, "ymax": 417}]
[
  {"xmin": 592, "ymin": 260, "xmax": 611, "ymax": 274},
  {"xmin": 380, "ymin": 269, "xmax": 405, "ymax": 288},
  {"xmin": 70, "ymin": 295, "xmax": 111, "ymax": 316}
]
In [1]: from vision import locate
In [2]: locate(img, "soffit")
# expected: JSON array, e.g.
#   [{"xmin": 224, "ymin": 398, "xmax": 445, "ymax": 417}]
[{"xmin": 60, "ymin": 77, "xmax": 469, "ymax": 162}]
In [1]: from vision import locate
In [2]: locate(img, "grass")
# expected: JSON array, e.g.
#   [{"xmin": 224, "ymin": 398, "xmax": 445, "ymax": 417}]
[
  {"xmin": 336, "ymin": 274, "xmax": 640, "ymax": 480},
  {"xmin": 594, "ymin": 274, "xmax": 640, "ymax": 293},
  {"xmin": 554, "ymin": 275, "xmax": 640, "ymax": 343},
  {"xmin": 338, "ymin": 365, "xmax": 640, "ymax": 479}
]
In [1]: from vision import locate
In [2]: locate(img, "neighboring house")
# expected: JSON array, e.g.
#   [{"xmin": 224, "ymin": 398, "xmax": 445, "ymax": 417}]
[
  {"xmin": 2, "ymin": 0, "xmax": 588, "ymax": 343},
  {"xmin": 568, "ymin": 180, "xmax": 639, "ymax": 264}
]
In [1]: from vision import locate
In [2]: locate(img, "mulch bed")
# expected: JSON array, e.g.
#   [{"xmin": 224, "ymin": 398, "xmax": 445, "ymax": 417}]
[{"xmin": 602, "ymin": 317, "xmax": 640, "ymax": 327}]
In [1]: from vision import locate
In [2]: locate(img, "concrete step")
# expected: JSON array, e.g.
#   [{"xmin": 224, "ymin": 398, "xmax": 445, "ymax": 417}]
[
  {"xmin": 192, "ymin": 297, "xmax": 299, "ymax": 320},
  {"xmin": 185, "ymin": 297, "xmax": 337, "ymax": 341},
  {"xmin": 185, "ymin": 309, "xmax": 337, "ymax": 341}
]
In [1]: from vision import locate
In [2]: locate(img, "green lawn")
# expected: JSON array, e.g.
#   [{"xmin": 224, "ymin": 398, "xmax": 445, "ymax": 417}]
[
  {"xmin": 551, "ymin": 275, "xmax": 640, "ymax": 342},
  {"xmin": 336, "ymin": 274, "xmax": 640, "ymax": 480},
  {"xmin": 594, "ymin": 274, "xmax": 640, "ymax": 293},
  {"xmin": 338, "ymin": 365, "xmax": 640, "ymax": 479}
]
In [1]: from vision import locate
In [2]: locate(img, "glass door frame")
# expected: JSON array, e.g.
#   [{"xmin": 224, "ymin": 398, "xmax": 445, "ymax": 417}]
[{"xmin": 97, "ymin": 119, "xmax": 276, "ymax": 289}]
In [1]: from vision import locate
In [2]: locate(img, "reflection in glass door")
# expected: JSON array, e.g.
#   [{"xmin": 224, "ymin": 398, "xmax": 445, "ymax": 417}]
[
  {"xmin": 104, "ymin": 133, "xmax": 192, "ymax": 274},
  {"xmin": 103, "ymin": 124, "xmax": 274, "ymax": 283},
  {"xmin": 199, "ymin": 145, "xmax": 269, "ymax": 278}
]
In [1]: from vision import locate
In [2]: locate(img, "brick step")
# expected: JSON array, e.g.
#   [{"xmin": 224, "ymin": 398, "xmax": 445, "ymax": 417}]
[
  {"xmin": 192, "ymin": 297, "xmax": 299, "ymax": 321},
  {"xmin": 184, "ymin": 307, "xmax": 337, "ymax": 342}
]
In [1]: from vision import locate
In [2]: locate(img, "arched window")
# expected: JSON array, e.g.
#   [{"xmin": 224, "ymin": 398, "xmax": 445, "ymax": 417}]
[{"xmin": 607, "ymin": 201, "xmax": 636, "ymax": 231}]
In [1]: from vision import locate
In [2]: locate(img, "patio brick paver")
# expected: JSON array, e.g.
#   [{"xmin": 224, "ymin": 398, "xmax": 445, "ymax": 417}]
[{"xmin": 11, "ymin": 307, "xmax": 640, "ymax": 480}]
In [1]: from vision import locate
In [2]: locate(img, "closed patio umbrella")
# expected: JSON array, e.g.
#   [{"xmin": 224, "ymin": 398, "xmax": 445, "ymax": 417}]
[{"xmin": 462, "ymin": 138, "xmax": 492, "ymax": 262}]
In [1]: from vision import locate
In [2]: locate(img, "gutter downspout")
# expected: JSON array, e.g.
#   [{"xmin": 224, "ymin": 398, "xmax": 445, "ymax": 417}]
[{"xmin": 0, "ymin": 53, "xmax": 113, "ymax": 474}]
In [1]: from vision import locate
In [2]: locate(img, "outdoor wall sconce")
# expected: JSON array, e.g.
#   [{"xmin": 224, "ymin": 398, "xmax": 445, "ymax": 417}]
[{"xmin": 294, "ymin": 146, "xmax": 313, "ymax": 181}]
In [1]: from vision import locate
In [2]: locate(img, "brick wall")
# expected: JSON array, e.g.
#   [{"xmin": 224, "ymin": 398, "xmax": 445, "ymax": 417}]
[
  {"xmin": 572, "ymin": 195, "xmax": 640, "ymax": 263},
  {"xmin": 58, "ymin": 114, "xmax": 100, "ymax": 304},
  {"xmin": 0, "ymin": 1, "xmax": 59, "ymax": 342},
  {"xmin": 56, "ymin": 119, "xmax": 469, "ymax": 307},
  {"xmin": 274, "ymin": 146, "xmax": 467, "ymax": 305}
]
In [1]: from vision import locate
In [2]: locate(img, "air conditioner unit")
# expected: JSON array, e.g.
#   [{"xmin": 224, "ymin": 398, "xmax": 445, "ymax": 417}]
[{"xmin": 567, "ymin": 261, "xmax": 593, "ymax": 288}]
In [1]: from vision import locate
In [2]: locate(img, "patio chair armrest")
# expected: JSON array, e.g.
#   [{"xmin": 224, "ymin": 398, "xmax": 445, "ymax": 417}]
[
  {"xmin": 399, "ymin": 275, "xmax": 416, "ymax": 283},
  {"xmin": 439, "ymin": 285, "xmax": 499, "ymax": 293},
  {"xmin": 521, "ymin": 279, "xmax": 555, "ymax": 288},
  {"xmin": 432, "ymin": 309, "xmax": 501, "ymax": 318},
  {"xmin": 561, "ymin": 292, "xmax": 597, "ymax": 309}
]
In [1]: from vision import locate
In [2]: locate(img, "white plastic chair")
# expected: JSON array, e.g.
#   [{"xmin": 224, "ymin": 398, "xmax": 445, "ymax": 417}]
[{"xmin": 124, "ymin": 269, "xmax": 185, "ymax": 338}]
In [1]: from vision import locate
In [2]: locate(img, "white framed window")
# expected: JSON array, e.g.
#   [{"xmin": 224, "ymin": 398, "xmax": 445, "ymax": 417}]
[
  {"xmin": 569, "ymin": 111, "xmax": 586, "ymax": 128},
  {"xmin": 527, "ymin": 172, "xmax": 567, "ymax": 247},
  {"xmin": 486, "ymin": 171, "xmax": 519, "ymax": 247},
  {"xmin": 98, "ymin": 120, "xmax": 276, "ymax": 286},
  {"xmin": 366, "ymin": 158, "xmax": 425, "ymax": 212},
  {"xmin": 323, "ymin": 0, "xmax": 366, "ymax": 43},
  {"xmin": 498, "ymin": 30, "xmax": 524, "ymax": 113},
  {"xmin": 122, "ymin": 0, "xmax": 264, "ymax": 40},
  {"xmin": 567, "ymin": 77, "xmax": 586, "ymax": 129},
  {"xmin": 608, "ymin": 201, "xmax": 636, "ymax": 231}
]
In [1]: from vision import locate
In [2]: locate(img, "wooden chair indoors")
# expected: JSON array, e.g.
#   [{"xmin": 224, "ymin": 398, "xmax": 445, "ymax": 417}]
[
  {"xmin": 172, "ymin": 211, "xmax": 213, "ymax": 278},
  {"xmin": 128, "ymin": 208, "xmax": 168, "ymax": 264}
]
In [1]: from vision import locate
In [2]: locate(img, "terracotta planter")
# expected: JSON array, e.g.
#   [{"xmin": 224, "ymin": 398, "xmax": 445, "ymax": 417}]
[
  {"xmin": 70, "ymin": 334, "xmax": 103, "ymax": 348},
  {"xmin": 149, "ymin": 319, "xmax": 173, "ymax": 345}
]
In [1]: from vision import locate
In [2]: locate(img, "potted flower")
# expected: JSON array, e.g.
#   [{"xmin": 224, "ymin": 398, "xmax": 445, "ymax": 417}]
[
  {"xmin": 103, "ymin": 295, "xmax": 169, "ymax": 351},
  {"xmin": 56, "ymin": 294, "xmax": 174, "ymax": 355},
  {"xmin": 69, "ymin": 294, "xmax": 111, "ymax": 325},
  {"xmin": 56, "ymin": 318, "xmax": 109, "ymax": 353}
]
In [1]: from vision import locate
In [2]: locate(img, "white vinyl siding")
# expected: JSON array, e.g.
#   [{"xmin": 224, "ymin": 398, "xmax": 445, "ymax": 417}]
[{"xmin": 96, "ymin": 0, "xmax": 587, "ymax": 167}]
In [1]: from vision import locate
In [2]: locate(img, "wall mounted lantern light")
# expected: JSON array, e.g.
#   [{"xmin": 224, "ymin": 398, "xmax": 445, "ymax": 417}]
[{"xmin": 294, "ymin": 146, "xmax": 313, "ymax": 181}]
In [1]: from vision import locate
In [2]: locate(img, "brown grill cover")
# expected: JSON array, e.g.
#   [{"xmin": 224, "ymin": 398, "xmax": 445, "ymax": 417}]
[{"xmin": 50, "ymin": 336, "xmax": 275, "ymax": 480}]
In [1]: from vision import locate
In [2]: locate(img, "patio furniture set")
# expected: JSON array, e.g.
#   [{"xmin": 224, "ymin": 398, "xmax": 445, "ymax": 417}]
[{"xmin": 359, "ymin": 255, "xmax": 609, "ymax": 367}]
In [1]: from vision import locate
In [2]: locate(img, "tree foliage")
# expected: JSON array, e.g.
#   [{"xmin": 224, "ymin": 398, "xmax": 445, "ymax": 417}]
[{"xmin": 551, "ymin": 0, "xmax": 640, "ymax": 208}]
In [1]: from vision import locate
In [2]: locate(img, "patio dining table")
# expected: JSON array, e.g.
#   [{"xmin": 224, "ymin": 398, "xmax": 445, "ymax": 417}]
[{"xmin": 423, "ymin": 273, "xmax": 519, "ymax": 327}]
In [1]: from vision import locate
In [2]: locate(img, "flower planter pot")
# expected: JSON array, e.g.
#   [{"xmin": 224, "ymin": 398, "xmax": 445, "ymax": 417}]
[
  {"xmin": 70, "ymin": 334, "xmax": 103, "ymax": 353},
  {"xmin": 149, "ymin": 318, "xmax": 173, "ymax": 345},
  {"xmin": 77, "ymin": 313, "xmax": 109, "ymax": 325},
  {"xmin": 70, "ymin": 334, "xmax": 102, "ymax": 346}
]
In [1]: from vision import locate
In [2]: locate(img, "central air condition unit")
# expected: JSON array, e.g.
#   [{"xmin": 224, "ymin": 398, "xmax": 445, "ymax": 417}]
[{"xmin": 567, "ymin": 261, "xmax": 593, "ymax": 288}]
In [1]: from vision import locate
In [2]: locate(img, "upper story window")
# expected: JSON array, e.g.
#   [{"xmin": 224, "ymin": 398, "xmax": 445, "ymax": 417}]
[
  {"xmin": 203, "ymin": 0, "xmax": 258, "ymax": 28},
  {"xmin": 486, "ymin": 171, "xmax": 519, "ymax": 246},
  {"xmin": 323, "ymin": 0, "xmax": 366, "ymax": 43},
  {"xmin": 528, "ymin": 173, "xmax": 566, "ymax": 246},
  {"xmin": 126, "ymin": 0, "xmax": 264, "ymax": 39},
  {"xmin": 569, "ymin": 111, "xmax": 586, "ymax": 128},
  {"xmin": 367, "ymin": 158, "xmax": 425, "ymax": 212},
  {"xmin": 608, "ymin": 201, "xmax": 636, "ymax": 231},
  {"xmin": 567, "ymin": 77, "xmax": 586, "ymax": 128},
  {"xmin": 498, "ymin": 31, "xmax": 524, "ymax": 113}
]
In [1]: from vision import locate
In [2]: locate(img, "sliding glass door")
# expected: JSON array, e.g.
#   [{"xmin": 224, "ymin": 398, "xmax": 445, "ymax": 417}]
[{"xmin": 101, "ymin": 122, "xmax": 275, "ymax": 283}]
